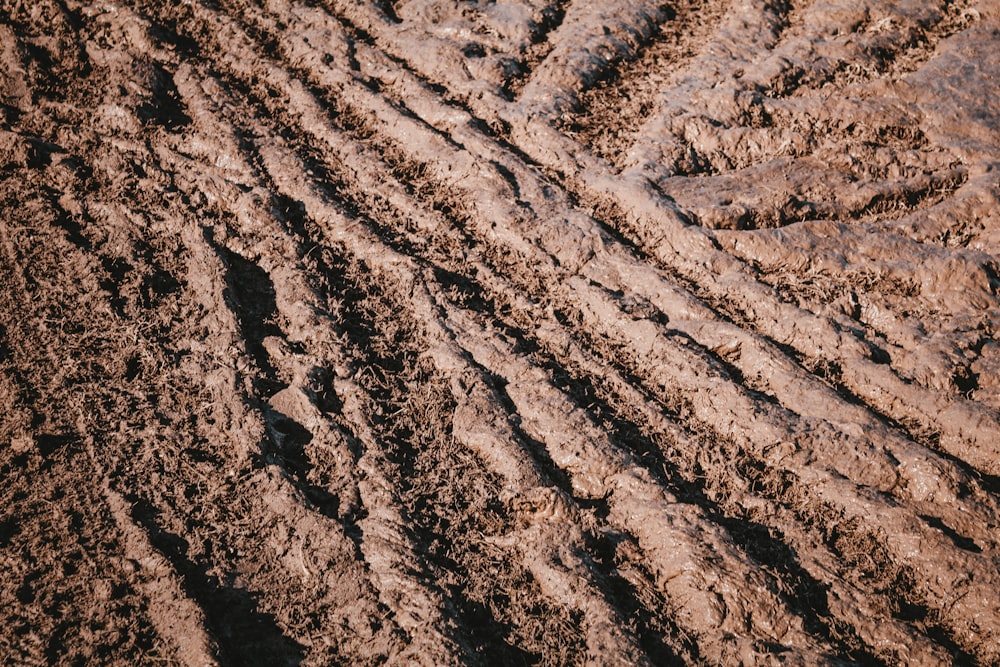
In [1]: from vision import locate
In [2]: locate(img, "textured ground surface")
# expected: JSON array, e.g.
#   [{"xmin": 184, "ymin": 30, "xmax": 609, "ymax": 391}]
[{"xmin": 2, "ymin": 0, "xmax": 1000, "ymax": 664}]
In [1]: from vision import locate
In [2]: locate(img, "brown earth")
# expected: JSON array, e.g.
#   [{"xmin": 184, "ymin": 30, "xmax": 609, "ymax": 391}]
[{"xmin": 2, "ymin": 0, "xmax": 1000, "ymax": 664}]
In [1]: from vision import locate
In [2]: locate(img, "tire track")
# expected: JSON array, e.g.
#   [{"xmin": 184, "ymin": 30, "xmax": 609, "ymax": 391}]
[
  {"xmin": 281, "ymin": 1, "xmax": 1000, "ymax": 520},
  {"xmin": 168, "ymin": 1, "xmax": 996, "ymax": 656},
  {"xmin": 191, "ymin": 1, "xmax": 996, "ymax": 656},
  {"xmin": 4, "ymin": 0, "xmax": 1000, "ymax": 663},
  {"xmin": 164, "ymin": 29, "xmax": 656, "ymax": 658},
  {"xmin": 309, "ymin": 0, "xmax": 1000, "ymax": 476},
  {"xmin": 154, "ymin": 13, "xmax": 836, "ymax": 660},
  {"xmin": 227, "ymin": 104, "xmax": 952, "ymax": 656}
]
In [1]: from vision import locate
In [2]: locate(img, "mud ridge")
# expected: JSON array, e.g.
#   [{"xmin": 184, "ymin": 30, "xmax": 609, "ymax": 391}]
[{"xmin": 3, "ymin": 0, "xmax": 1000, "ymax": 664}]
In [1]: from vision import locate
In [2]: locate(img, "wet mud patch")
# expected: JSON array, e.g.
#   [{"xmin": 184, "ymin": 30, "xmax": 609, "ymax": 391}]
[{"xmin": 3, "ymin": 0, "xmax": 1000, "ymax": 663}]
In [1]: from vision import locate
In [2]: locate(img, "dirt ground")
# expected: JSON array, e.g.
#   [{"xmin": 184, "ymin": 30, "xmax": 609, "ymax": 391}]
[{"xmin": 2, "ymin": 0, "xmax": 1000, "ymax": 664}]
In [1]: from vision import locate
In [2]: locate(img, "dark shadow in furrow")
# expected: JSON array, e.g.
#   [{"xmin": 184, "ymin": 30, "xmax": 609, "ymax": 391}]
[
  {"xmin": 0, "ymin": 9, "xmax": 60, "ymax": 99},
  {"xmin": 923, "ymin": 445, "xmax": 1000, "ymax": 498},
  {"xmin": 126, "ymin": 496, "xmax": 306, "ymax": 667},
  {"xmin": 206, "ymin": 227, "xmax": 285, "ymax": 396},
  {"xmin": 581, "ymin": 528, "xmax": 697, "ymax": 664},
  {"xmin": 479, "ymin": 362, "xmax": 578, "ymax": 498},
  {"xmin": 499, "ymin": 328, "xmax": 888, "ymax": 662},
  {"xmin": 204, "ymin": 218, "xmax": 349, "ymax": 521},
  {"xmin": 136, "ymin": 63, "xmax": 193, "ymax": 133},
  {"xmin": 376, "ymin": 0, "xmax": 402, "ymax": 24},
  {"xmin": 428, "ymin": 257, "xmax": 919, "ymax": 661},
  {"xmin": 919, "ymin": 514, "xmax": 982, "ymax": 553},
  {"xmin": 143, "ymin": 9, "xmax": 203, "ymax": 60},
  {"xmin": 302, "ymin": 247, "xmax": 538, "ymax": 665},
  {"xmin": 528, "ymin": 1, "xmax": 573, "ymax": 46},
  {"xmin": 139, "ymin": 258, "xmax": 185, "ymax": 310},
  {"xmin": 26, "ymin": 139, "xmax": 66, "ymax": 170},
  {"xmin": 505, "ymin": 0, "xmax": 571, "ymax": 97},
  {"xmin": 38, "ymin": 185, "xmax": 92, "ymax": 251},
  {"xmin": 99, "ymin": 256, "xmax": 132, "ymax": 317},
  {"xmin": 0, "ymin": 515, "xmax": 18, "ymax": 549},
  {"xmin": 842, "ymin": 172, "xmax": 970, "ymax": 224},
  {"xmin": 0, "ymin": 324, "xmax": 11, "ymax": 364},
  {"xmin": 666, "ymin": 328, "xmax": 785, "ymax": 407},
  {"xmin": 0, "ymin": 103, "xmax": 20, "ymax": 127},
  {"xmin": 740, "ymin": 459, "xmax": 979, "ymax": 663},
  {"xmin": 264, "ymin": 407, "xmax": 344, "ymax": 521}
]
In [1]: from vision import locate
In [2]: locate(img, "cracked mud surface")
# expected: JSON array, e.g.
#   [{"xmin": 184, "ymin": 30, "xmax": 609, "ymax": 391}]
[{"xmin": 2, "ymin": 0, "xmax": 1000, "ymax": 664}]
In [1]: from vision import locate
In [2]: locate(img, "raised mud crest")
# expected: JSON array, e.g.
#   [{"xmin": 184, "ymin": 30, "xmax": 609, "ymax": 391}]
[{"xmin": 2, "ymin": 0, "xmax": 1000, "ymax": 664}]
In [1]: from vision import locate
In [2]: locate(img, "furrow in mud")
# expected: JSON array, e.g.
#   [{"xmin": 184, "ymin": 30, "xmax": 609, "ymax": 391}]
[
  {"xmin": 178, "ymin": 0, "xmax": 1000, "ymax": 656},
  {"xmin": 306, "ymin": 0, "xmax": 1000, "ymax": 479},
  {"xmin": 435, "ymin": 299, "xmax": 845, "ymax": 664},
  {"xmin": 3, "ymin": 0, "xmax": 1000, "ymax": 664},
  {"xmin": 159, "ymin": 24, "xmax": 855, "ymax": 656},
  {"xmin": 270, "ymin": 0, "xmax": 1000, "ymax": 518},
  {"xmin": 163, "ymin": 33, "xmax": 670, "ymax": 658},
  {"xmin": 237, "ymin": 114, "xmax": 831, "ymax": 664},
  {"xmin": 168, "ymin": 1, "xmax": 1000, "ymax": 656}
]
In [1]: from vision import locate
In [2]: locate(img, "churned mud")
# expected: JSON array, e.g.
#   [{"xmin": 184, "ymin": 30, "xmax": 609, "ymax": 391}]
[{"xmin": 2, "ymin": 0, "xmax": 1000, "ymax": 664}]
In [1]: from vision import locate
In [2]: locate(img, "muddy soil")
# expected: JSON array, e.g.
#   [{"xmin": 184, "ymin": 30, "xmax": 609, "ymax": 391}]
[{"xmin": 2, "ymin": 0, "xmax": 1000, "ymax": 664}]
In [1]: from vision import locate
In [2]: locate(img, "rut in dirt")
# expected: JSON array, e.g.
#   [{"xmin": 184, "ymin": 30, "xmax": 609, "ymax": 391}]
[{"xmin": 1, "ymin": 0, "xmax": 1000, "ymax": 664}]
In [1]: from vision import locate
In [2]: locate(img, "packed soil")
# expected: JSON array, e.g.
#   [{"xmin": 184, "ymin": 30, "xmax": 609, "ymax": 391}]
[{"xmin": 2, "ymin": 0, "xmax": 1000, "ymax": 664}]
